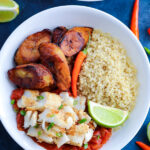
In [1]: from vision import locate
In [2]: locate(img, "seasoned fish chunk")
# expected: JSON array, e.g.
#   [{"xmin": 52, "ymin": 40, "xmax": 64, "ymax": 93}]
[
  {"xmin": 17, "ymin": 90, "xmax": 40, "ymax": 108},
  {"xmin": 39, "ymin": 43, "xmax": 71, "ymax": 91},
  {"xmin": 59, "ymin": 92, "xmax": 74, "ymax": 106},
  {"xmin": 67, "ymin": 124, "xmax": 93, "ymax": 147},
  {"xmin": 52, "ymin": 26, "xmax": 68, "ymax": 44},
  {"xmin": 27, "ymin": 127, "xmax": 53, "ymax": 143},
  {"xmin": 73, "ymin": 96, "xmax": 86, "ymax": 111},
  {"xmin": 17, "ymin": 90, "xmax": 62, "ymax": 111},
  {"xmin": 78, "ymin": 110, "xmax": 91, "ymax": 124},
  {"xmin": 8, "ymin": 63, "xmax": 54, "ymax": 90},
  {"xmin": 24, "ymin": 111, "xmax": 38, "ymax": 128},
  {"xmin": 68, "ymin": 135, "xmax": 84, "ymax": 147},
  {"xmin": 84, "ymin": 128, "xmax": 94, "ymax": 144},
  {"xmin": 38, "ymin": 109, "xmax": 74, "ymax": 129},
  {"xmin": 59, "ymin": 27, "xmax": 93, "ymax": 56},
  {"xmin": 15, "ymin": 29, "xmax": 52, "ymax": 65},
  {"xmin": 41, "ymin": 92, "xmax": 62, "ymax": 109},
  {"xmin": 54, "ymin": 133, "xmax": 70, "ymax": 148}
]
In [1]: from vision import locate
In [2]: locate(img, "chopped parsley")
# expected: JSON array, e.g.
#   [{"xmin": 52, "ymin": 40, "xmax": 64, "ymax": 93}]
[
  {"xmin": 78, "ymin": 118, "xmax": 87, "ymax": 124},
  {"xmin": 97, "ymin": 135, "xmax": 100, "ymax": 140},
  {"xmin": 84, "ymin": 143, "xmax": 88, "ymax": 149},
  {"xmin": 37, "ymin": 95, "xmax": 44, "ymax": 101},
  {"xmin": 20, "ymin": 110, "xmax": 26, "ymax": 116},
  {"xmin": 37, "ymin": 131, "xmax": 42, "ymax": 136},
  {"xmin": 11, "ymin": 99, "xmax": 15, "ymax": 105},
  {"xmin": 58, "ymin": 104, "xmax": 63, "ymax": 110},
  {"xmin": 56, "ymin": 132, "xmax": 63, "ymax": 137},
  {"xmin": 50, "ymin": 114, "xmax": 55, "ymax": 118},
  {"xmin": 73, "ymin": 100, "xmax": 78, "ymax": 106},
  {"xmin": 47, "ymin": 122, "xmax": 54, "ymax": 131},
  {"xmin": 14, "ymin": 109, "xmax": 19, "ymax": 113}
]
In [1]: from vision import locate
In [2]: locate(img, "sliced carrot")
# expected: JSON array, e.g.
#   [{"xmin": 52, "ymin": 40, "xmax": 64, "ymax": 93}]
[
  {"xmin": 136, "ymin": 141, "xmax": 150, "ymax": 150},
  {"xmin": 130, "ymin": 0, "xmax": 139, "ymax": 39}
]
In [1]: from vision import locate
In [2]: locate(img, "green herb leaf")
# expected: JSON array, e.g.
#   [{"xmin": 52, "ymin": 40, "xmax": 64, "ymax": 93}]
[
  {"xmin": 50, "ymin": 114, "xmax": 55, "ymax": 118},
  {"xmin": 37, "ymin": 95, "xmax": 44, "ymax": 101},
  {"xmin": 78, "ymin": 118, "xmax": 87, "ymax": 124},
  {"xmin": 73, "ymin": 100, "xmax": 78, "ymax": 106},
  {"xmin": 11, "ymin": 99, "xmax": 15, "ymax": 105},
  {"xmin": 56, "ymin": 132, "xmax": 63, "ymax": 137},
  {"xmin": 20, "ymin": 110, "xmax": 26, "ymax": 116},
  {"xmin": 34, "ymin": 124, "xmax": 39, "ymax": 128},
  {"xmin": 84, "ymin": 143, "xmax": 88, "ymax": 149},
  {"xmin": 14, "ymin": 109, "xmax": 19, "ymax": 113},
  {"xmin": 58, "ymin": 104, "xmax": 63, "ymax": 110},
  {"xmin": 97, "ymin": 135, "xmax": 100, "ymax": 140},
  {"xmin": 37, "ymin": 131, "xmax": 42, "ymax": 136},
  {"xmin": 47, "ymin": 122, "xmax": 54, "ymax": 131},
  {"xmin": 144, "ymin": 47, "xmax": 150, "ymax": 55}
]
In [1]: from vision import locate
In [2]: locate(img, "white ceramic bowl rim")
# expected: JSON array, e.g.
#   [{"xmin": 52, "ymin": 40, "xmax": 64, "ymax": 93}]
[{"xmin": 0, "ymin": 5, "xmax": 150, "ymax": 150}]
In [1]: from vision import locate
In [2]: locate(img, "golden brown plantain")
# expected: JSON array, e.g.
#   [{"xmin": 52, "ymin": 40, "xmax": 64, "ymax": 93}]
[
  {"xmin": 39, "ymin": 43, "xmax": 71, "ymax": 91},
  {"xmin": 52, "ymin": 26, "xmax": 68, "ymax": 44},
  {"xmin": 71, "ymin": 27, "xmax": 93, "ymax": 46},
  {"xmin": 59, "ymin": 27, "xmax": 93, "ymax": 56},
  {"xmin": 15, "ymin": 29, "xmax": 52, "ymax": 65},
  {"xmin": 8, "ymin": 63, "xmax": 54, "ymax": 89}
]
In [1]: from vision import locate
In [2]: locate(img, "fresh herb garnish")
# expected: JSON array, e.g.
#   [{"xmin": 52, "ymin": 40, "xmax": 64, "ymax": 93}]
[
  {"xmin": 37, "ymin": 131, "xmax": 42, "ymax": 136},
  {"xmin": 84, "ymin": 143, "xmax": 88, "ymax": 149},
  {"xmin": 47, "ymin": 122, "xmax": 54, "ymax": 131},
  {"xmin": 50, "ymin": 114, "xmax": 55, "ymax": 118},
  {"xmin": 73, "ymin": 100, "xmax": 78, "ymax": 106},
  {"xmin": 144, "ymin": 47, "xmax": 150, "ymax": 55},
  {"xmin": 14, "ymin": 109, "xmax": 19, "ymax": 113},
  {"xmin": 58, "ymin": 104, "xmax": 63, "ymax": 110},
  {"xmin": 11, "ymin": 99, "xmax": 15, "ymax": 105},
  {"xmin": 97, "ymin": 135, "xmax": 100, "ymax": 140},
  {"xmin": 56, "ymin": 132, "xmax": 63, "ymax": 137},
  {"xmin": 20, "ymin": 110, "xmax": 26, "ymax": 116},
  {"xmin": 78, "ymin": 118, "xmax": 87, "ymax": 124},
  {"xmin": 34, "ymin": 124, "xmax": 39, "ymax": 128},
  {"xmin": 37, "ymin": 95, "xmax": 44, "ymax": 101}
]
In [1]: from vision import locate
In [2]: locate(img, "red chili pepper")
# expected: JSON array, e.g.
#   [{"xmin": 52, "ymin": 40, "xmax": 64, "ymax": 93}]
[
  {"xmin": 130, "ymin": 0, "xmax": 139, "ymax": 39},
  {"xmin": 147, "ymin": 28, "xmax": 150, "ymax": 36}
]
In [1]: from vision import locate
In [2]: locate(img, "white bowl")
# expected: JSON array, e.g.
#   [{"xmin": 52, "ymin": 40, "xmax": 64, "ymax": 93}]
[{"xmin": 0, "ymin": 5, "xmax": 150, "ymax": 150}]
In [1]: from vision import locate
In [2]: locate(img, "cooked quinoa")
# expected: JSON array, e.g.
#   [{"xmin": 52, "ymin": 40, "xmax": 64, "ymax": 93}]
[{"xmin": 78, "ymin": 30, "xmax": 138, "ymax": 112}]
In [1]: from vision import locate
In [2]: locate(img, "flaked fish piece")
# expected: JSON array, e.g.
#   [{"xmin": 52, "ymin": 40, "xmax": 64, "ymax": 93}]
[
  {"xmin": 24, "ymin": 111, "xmax": 38, "ymax": 128},
  {"xmin": 27, "ymin": 127, "xmax": 53, "ymax": 143}
]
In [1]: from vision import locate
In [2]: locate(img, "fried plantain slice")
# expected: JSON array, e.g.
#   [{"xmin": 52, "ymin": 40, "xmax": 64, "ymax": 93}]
[
  {"xmin": 15, "ymin": 29, "xmax": 52, "ymax": 65},
  {"xmin": 39, "ymin": 43, "xmax": 71, "ymax": 91},
  {"xmin": 71, "ymin": 27, "xmax": 93, "ymax": 46},
  {"xmin": 59, "ymin": 27, "xmax": 93, "ymax": 56},
  {"xmin": 52, "ymin": 26, "xmax": 68, "ymax": 44},
  {"xmin": 8, "ymin": 63, "xmax": 54, "ymax": 89}
]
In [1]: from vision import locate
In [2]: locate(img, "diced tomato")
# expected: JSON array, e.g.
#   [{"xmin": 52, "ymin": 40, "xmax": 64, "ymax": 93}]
[
  {"xmin": 13, "ymin": 102, "xmax": 19, "ymax": 112},
  {"xmin": 11, "ymin": 88, "xmax": 24, "ymax": 100},
  {"xmin": 16, "ymin": 112, "xmax": 24, "ymax": 131},
  {"xmin": 100, "ymin": 127, "xmax": 112, "ymax": 145}
]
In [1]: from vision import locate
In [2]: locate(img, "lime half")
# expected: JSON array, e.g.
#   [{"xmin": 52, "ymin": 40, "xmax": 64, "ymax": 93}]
[
  {"xmin": 88, "ymin": 101, "xmax": 129, "ymax": 128},
  {"xmin": 147, "ymin": 122, "xmax": 150, "ymax": 142},
  {"xmin": 0, "ymin": 0, "xmax": 19, "ymax": 23}
]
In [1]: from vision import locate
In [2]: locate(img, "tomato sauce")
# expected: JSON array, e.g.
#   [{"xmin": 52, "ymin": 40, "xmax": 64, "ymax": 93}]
[{"xmin": 11, "ymin": 88, "xmax": 112, "ymax": 150}]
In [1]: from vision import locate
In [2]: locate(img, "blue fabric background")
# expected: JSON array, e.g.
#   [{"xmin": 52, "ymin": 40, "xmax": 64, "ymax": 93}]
[{"xmin": 0, "ymin": 0, "xmax": 150, "ymax": 149}]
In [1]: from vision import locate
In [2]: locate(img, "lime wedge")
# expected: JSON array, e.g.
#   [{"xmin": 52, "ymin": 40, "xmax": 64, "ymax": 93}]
[
  {"xmin": 0, "ymin": 0, "xmax": 19, "ymax": 23},
  {"xmin": 88, "ymin": 101, "xmax": 129, "ymax": 128},
  {"xmin": 147, "ymin": 122, "xmax": 150, "ymax": 142}
]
